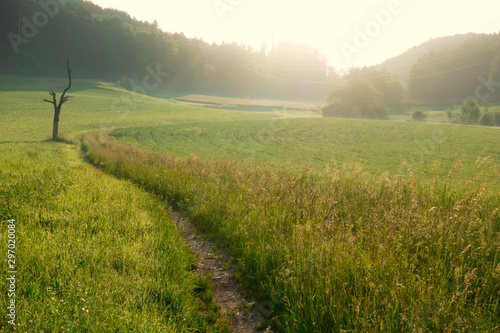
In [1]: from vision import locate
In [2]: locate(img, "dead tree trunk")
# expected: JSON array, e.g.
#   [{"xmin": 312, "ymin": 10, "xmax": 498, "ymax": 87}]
[{"xmin": 44, "ymin": 59, "xmax": 72, "ymax": 140}]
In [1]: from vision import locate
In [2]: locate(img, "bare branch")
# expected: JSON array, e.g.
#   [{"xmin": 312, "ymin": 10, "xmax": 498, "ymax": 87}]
[
  {"xmin": 44, "ymin": 90, "xmax": 57, "ymax": 105},
  {"xmin": 45, "ymin": 59, "xmax": 72, "ymax": 140},
  {"xmin": 58, "ymin": 59, "xmax": 72, "ymax": 108},
  {"xmin": 60, "ymin": 96, "xmax": 72, "ymax": 105}
]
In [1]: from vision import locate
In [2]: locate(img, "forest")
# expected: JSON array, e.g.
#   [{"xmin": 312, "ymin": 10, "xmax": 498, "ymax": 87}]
[
  {"xmin": 1, "ymin": 0, "xmax": 500, "ymax": 103},
  {"xmin": 407, "ymin": 34, "xmax": 500, "ymax": 103},
  {"xmin": 0, "ymin": 0, "xmax": 337, "ymax": 99}
]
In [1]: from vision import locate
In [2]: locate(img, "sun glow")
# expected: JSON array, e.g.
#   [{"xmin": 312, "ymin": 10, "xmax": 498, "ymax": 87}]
[{"xmin": 90, "ymin": 0, "xmax": 500, "ymax": 69}]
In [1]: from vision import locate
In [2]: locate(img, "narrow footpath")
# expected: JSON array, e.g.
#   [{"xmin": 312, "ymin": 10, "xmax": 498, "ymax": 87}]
[
  {"xmin": 169, "ymin": 210, "xmax": 271, "ymax": 333},
  {"xmin": 81, "ymin": 144, "xmax": 269, "ymax": 331}
]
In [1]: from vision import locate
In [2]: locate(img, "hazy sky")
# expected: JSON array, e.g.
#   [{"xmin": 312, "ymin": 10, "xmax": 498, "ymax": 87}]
[{"xmin": 90, "ymin": 0, "xmax": 500, "ymax": 70}]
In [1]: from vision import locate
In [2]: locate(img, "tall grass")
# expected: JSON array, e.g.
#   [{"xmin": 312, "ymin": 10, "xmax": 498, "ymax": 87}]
[
  {"xmin": 82, "ymin": 132, "xmax": 500, "ymax": 332},
  {"xmin": 0, "ymin": 141, "xmax": 228, "ymax": 332}
]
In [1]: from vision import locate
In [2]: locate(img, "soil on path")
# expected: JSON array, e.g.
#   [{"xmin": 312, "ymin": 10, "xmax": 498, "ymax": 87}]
[
  {"xmin": 169, "ymin": 210, "xmax": 271, "ymax": 333},
  {"xmin": 80, "ymin": 143, "xmax": 270, "ymax": 332}
]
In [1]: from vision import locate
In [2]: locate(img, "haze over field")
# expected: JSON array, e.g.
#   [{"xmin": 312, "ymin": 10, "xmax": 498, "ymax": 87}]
[
  {"xmin": 91, "ymin": 0, "xmax": 500, "ymax": 69},
  {"xmin": 1, "ymin": 0, "xmax": 500, "ymax": 331},
  {"xmin": 3, "ymin": 0, "xmax": 500, "ymax": 103}
]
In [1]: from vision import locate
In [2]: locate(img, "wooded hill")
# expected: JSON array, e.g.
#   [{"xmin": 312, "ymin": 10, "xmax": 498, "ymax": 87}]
[
  {"xmin": 1, "ymin": 0, "xmax": 500, "ymax": 103},
  {"xmin": 376, "ymin": 34, "xmax": 482, "ymax": 85},
  {"xmin": 407, "ymin": 34, "xmax": 500, "ymax": 103},
  {"xmin": 338, "ymin": 33, "xmax": 500, "ymax": 104},
  {"xmin": 0, "ymin": 0, "xmax": 337, "ymax": 99}
]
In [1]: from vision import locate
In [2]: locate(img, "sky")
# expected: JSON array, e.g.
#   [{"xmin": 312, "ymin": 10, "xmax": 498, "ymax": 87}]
[{"xmin": 90, "ymin": 0, "xmax": 500, "ymax": 70}]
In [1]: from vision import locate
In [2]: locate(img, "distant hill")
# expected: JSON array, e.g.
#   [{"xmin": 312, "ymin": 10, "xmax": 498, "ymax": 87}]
[
  {"xmin": 375, "ymin": 33, "xmax": 483, "ymax": 85},
  {"xmin": 353, "ymin": 33, "xmax": 500, "ymax": 104},
  {"xmin": 0, "ymin": 0, "xmax": 334, "ymax": 100}
]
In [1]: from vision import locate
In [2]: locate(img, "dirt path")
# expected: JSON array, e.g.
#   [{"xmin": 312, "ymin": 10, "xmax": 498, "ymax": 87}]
[
  {"xmin": 80, "ymin": 143, "xmax": 269, "ymax": 331},
  {"xmin": 168, "ymin": 210, "xmax": 270, "ymax": 332}
]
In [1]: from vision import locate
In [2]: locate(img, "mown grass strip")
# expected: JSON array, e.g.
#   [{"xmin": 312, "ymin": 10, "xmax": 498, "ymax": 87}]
[
  {"xmin": 82, "ymin": 132, "xmax": 500, "ymax": 332},
  {"xmin": 110, "ymin": 118, "xmax": 500, "ymax": 186},
  {"xmin": 0, "ymin": 141, "xmax": 228, "ymax": 332}
]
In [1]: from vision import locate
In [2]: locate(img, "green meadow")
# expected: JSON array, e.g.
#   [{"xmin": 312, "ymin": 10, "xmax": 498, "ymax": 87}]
[
  {"xmin": 0, "ymin": 141, "xmax": 229, "ymax": 331},
  {"xmin": 83, "ymin": 131, "xmax": 500, "ymax": 332},
  {"xmin": 1, "ymin": 78, "xmax": 500, "ymax": 331},
  {"xmin": 1, "ymin": 79, "xmax": 263, "ymax": 331},
  {"xmin": 111, "ymin": 118, "xmax": 500, "ymax": 183},
  {"xmin": 0, "ymin": 75, "xmax": 273, "ymax": 143}
]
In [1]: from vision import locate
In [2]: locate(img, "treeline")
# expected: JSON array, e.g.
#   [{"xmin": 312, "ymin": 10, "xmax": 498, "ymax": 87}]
[
  {"xmin": 0, "ymin": 0, "xmax": 337, "ymax": 99},
  {"xmin": 323, "ymin": 33, "xmax": 500, "ymax": 120},
  {"xmin": 2, "ymin": 0, "xmax": 500, "ymax": 103},
  {"xmin": 407, "ymin": 33, "xmax": 500, "ymax": 103}
]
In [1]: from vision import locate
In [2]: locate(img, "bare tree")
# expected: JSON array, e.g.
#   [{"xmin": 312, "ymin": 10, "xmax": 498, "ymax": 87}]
[{"xmin": 44, "ymin": 59, "xmax": 72, "ymax": 140}]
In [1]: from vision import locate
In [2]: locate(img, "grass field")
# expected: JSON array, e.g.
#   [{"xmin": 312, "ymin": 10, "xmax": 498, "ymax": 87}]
[
  {"xmin": 0, "ymin": 79, "xmax": 241, "ymax": 332},
  {"xmin": 0, "ymin": 140, "xmax": 230, "ymax": 331},
  {"xmin": 0, "ymin": 76, "xmax": 274, "ymax": 143},
  {"xmin": 172, "ymin": 94, "xmax": 323, "ymax": 111},
  {"xmin": 1, "ymin": 76, "xmax": 500, "ymax": 331},
  {"xmin": 82, "ymin": 131, "xmax": 500, "ymax": 332},
  {"xmin": 389, "ymin": 103, "xmax": 500, "ymax": 122},
  {"xmin": 110, "ymin": 118, "xmax": 500, "ymax": 187}
]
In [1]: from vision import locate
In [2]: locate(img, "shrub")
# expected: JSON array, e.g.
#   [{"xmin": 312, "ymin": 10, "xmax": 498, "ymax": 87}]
[
  {"xmin": 480, "ymin": 112, "xmax": 495, "ymax": 126},
  {"xmin": 323, "ymin": 78, "xmax": 389, "ymax": 120},
  {"xmin": 322, "ymin": 102, "xmax": 353, "ymax": 118},
  {"xmin": 446, "ymin": 106, "xmax": 459, "ymax": 123},
  {"xmin": 480, "ymin": 111, "xmax": 500, "ymax": 127},
  {"xmin": 410, "ymin": 108, "xmax": 428, "ymax": 122},
  {"xmin": 363, "ymin": 103, "xmax": 389, "ymax": 119},
  {"xmin": 495, "ymin": 112, "xmax": 500, "ymax": 127},
  {"xmin": 459, "ymin": 99, "xmax": 481, "ymax": 124}
]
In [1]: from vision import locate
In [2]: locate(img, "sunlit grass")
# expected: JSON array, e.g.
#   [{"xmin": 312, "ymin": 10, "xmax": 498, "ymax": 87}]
[
  {"xmin": 0, "ymin": 141, "xmax": 228, "ymax": 331},
  {"xmin": 110, "ymin": 118, "xmax": 500, "ymax": 188},
  {"xmin": 0, "ymin": 86, "xmax": 273, "ymax": 142},
  {"xmin": 2, "ymin": 77, "xmax": 500, "ymax": 331},
  {"xmin": 0, "ymin": 81, "xmax": 273, "ymax": 332},
  {"xmin": 82, "ymin": 132, "xmax": 500, "ymax": 332}
]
